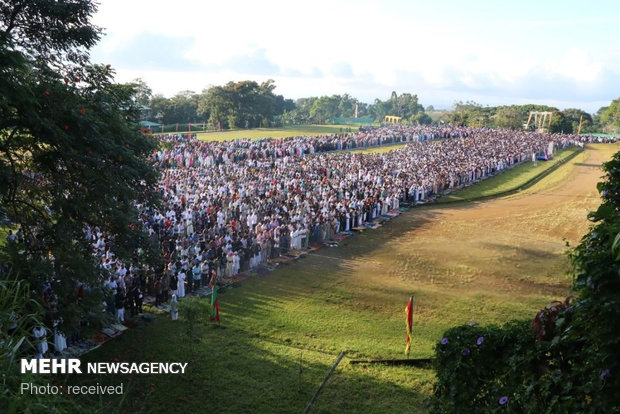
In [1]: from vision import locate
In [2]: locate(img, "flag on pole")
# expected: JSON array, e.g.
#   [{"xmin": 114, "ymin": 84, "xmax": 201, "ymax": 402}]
[
  {"xmin": 209, "ymin": 272, "xmax": 220, "ymax": 323},
  {"xmin": 405, "ymin": 296, "xmax": 414, "ymax": 356}
]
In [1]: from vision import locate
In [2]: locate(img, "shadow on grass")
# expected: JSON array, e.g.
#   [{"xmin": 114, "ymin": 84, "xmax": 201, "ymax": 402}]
[{"xmin": 64, "ymin": 315, "xmax": 429, "ymax": 413}]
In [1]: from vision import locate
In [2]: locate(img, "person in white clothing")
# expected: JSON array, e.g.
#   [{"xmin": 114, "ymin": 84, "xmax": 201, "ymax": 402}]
[
  {"xmin": 176, "ymin": 270, "xmax": 186, "ymax": 298},
  {"xmin": 53, "ymin": 319, "xmax": 67, "ymax": 353},
  {"xmin": 33, "ymin": 326, "xmax": 48, "ymax": 358},
  {"xmin": 170, "ymin": 294, "xmax": 179, "ymax": 320}
]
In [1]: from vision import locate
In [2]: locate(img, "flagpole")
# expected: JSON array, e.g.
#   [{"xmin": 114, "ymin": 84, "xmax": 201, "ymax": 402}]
[{"xmin": 405, "ymin": 295, "xmax": 414, "ymax": 358}]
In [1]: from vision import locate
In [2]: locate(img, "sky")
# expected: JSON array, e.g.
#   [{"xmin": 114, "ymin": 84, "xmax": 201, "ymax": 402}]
[{"xmin": 90, "ymin": 0, "xmax": 620, "ymax": 113}]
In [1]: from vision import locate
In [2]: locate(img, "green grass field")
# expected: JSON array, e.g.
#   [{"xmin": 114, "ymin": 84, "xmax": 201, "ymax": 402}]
[
  {"xmin": 352, "ymin": 143, "xmax": 408, "ymax": 154},
  {"xmin": 196, "ymin": 125, "xmax": 361, "ymax": 142}
]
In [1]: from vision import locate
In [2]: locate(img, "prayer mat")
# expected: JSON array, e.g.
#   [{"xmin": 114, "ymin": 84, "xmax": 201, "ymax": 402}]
[
  {"xmin": 332, "ymin": 234, "xmax": 350, "ymax": 241},
  {"xmin": 233, "ymin": 273, "xmax": 251, "ymax": 280},
  {"xmin": 111, "ymin": 323, "xmax": 128, "ymax": 332},
  {"xmin": 122, "ymin": 321, "xmax": 137, "ymax": 329},
  {"xmin": 101, "ymin": 327, "xmax": 120, "ymax": 338},
  {"xmin": 93, "ymin": 333, "xmax": 111, "ymax": 344}
]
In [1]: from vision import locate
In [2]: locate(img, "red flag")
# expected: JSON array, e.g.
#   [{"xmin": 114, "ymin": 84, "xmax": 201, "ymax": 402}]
[
  {"xmin": 209, "ymin": 273, "xmax": 220, "ymax": 323},
  {"xmin": 211, "ymin": 300, "xmax": 220, "ymax": 322},
  {"xmin": 405, "ymin": 296, "xmax": 414, "ymax": 356}
]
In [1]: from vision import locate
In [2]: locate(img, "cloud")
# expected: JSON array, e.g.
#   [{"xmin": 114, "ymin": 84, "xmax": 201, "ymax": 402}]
[
  {"xmin": 330, "ymin": 62, "xmax": 354, "ymax": 78},
  {"xmin": 92, "ymin": 33, "xmax": 205, "ymax": 71},
  {"xmin": 206, "ymin": 49, "xmax": 281, "ymax": 76}
]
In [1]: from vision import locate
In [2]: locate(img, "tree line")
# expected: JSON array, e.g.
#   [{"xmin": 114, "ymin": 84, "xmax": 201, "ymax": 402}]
[
  {"xmin": 135, "ymin": 79, "xmax": 620, "ymax": 134},
  {"xmin": 435, "ymin": 101, "xmax": 617, "ymax": 134},
  {"xmin": 133, "ymin": 79, "xmax": 433, "ymax": 128}
]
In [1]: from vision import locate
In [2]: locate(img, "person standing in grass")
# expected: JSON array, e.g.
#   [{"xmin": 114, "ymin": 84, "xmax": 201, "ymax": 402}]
[
  {"xmin": 192, "ymin": 261, "xmax": 202, "ymax": 289},
  {"xmin": 114, "ymin": 288, "xmax": 125, "ymax": 323},
  {"xmin": 33, "ymin": 325, "xmax": 48, "ymax": 358},
  {"xmin": 177, "ymin": 270, "xmax": 186, "ymax": 298},
  {"xmin": 170, "ymin": 294, "xmax": 179, "ymax": 321},
  {"xmin": 170, "ymin": 271, "xmax": 178, "ymax": 298}
]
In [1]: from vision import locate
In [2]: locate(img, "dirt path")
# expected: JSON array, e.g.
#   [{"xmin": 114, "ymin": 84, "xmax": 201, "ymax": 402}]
[{"xmin": 337, "ymin": 143, "xmax": 619, "ymax": 306}]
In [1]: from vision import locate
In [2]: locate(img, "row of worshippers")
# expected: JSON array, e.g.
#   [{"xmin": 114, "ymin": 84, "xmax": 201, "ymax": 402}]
[{"xmin": 135, "ymin": 125, "xmax": 586, "ymax": 293}]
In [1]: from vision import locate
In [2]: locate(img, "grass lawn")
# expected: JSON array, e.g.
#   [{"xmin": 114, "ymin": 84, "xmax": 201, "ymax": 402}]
[
  {"xmin": 60, "ymin": 143, "xmax": 617, "ymax": 413},
  {"xmin": 196, "ymin": 125, "xmax": 362, "ymax": 142},
  {"xmin": 436, "ymin": 147, "xmax": 581, "ymax": 203},
  {"xmin": 352, "ymin": 143, "xmax": 408, "ymax": 154}
]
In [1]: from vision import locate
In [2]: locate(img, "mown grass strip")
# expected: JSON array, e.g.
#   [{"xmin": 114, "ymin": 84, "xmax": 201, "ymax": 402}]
[
  {"xmin": 196, "ymin": 125, "xmax": 360, "ymax": 142},
  {"xmin": 436, "ymin": 146, "xmax": 583, "ymax": 204}
]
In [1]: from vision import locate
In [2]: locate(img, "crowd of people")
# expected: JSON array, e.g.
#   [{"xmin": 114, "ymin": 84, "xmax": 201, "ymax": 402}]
[
  {"xmin": 13, "ymin": 124, "xmax": 612, "ymax": 355},
  {"xmin": 125, "ymin": 126, "xmax": 586, "ymax": 307}
]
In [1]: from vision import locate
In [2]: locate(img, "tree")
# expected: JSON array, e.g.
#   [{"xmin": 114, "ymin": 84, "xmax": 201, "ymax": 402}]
[
  {"xmin": 199, "ymin": 80, "xmax": 293, "ymax": 129},
  {"xmin": 494, "ymin": 106, "xmax": 526, "ymax": 130},
  {"xmin": 129, "ymin": 78, "xmax": 153, "ymax": 107},
  {"xmin": 412, "ymin": 112, "xmax": 432, "ymax": 125},
  {"xmin": 200, "ymin": 84, "xmax": 235, "ymax": 129},
  {"xmin": 167, "ymin": 90, "xmax": 200, "ymax": 124},
  {"xmin": 310, "ymin": 95, "xmax": 340, "ymax": 123},
  {"xmin": 599, "ymin": 98, "xmax": 620, "ymax": 133},
  {"xmin": 562, "ymin": 108, "xmax": 593, "ymax": 134},
  {"xmin": 368, "ymin": 91, "xmax": 427, "ymax": 123},
  {"xmin": 549, "ymin": 110, "xmax": 572, "ymax": 133},
  {"xmin": 1, "ymin": 0, "xmax": 160, "ymax": 336}
]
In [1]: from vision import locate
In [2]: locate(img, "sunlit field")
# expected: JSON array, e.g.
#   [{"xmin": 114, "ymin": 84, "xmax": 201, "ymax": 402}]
[{"xmin": 196, "ymin": 124, "xmax": 365, "ymax": 142}]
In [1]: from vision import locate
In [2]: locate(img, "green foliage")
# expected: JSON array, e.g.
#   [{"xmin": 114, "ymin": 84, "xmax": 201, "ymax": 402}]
[
  {"xmin": 493, "ymin": 106, "xmax": 526, "ymax": 130},
  {"xmin": 412, "ymin": 111, "xmax": 432, "ymax": 125},
  {"xmin": 370, "ymin": 91, "xmax": 425, "ymax": 123},
  {"xmin": 0, "ymin": 0, "xmax": 101, "ymax": 66},
  {"xmin": 599, "ymin": 98, "xmax": 620, "ymax": 133},
  {"xmin": 1, "ymin": 0, "xmax": 160, "ymax": 340},
  {"xmin": 196, "ymin": 79, "xmax": 293, "ymax": 129},
  {"xmin": 281, "ymin": 94, "xmax": 369, "ymax": 125},
  {"xmin": 439, "ymin": 103, "xmax": 574, "ymax": 130},
  {"xmin": 149, "ymin": 90, "xmax": 200, "ymax": 125},
  {"xmin": 433, "ymin": 321, "xmax": 535, "ymax": 413},
  {"xmin": 0, "ymin": 275, "xmax": 93, "ymax": 413},
  {"xmin": 563, "ymin": 108, "xmax": 593, "ymax": 134},
  {"xmin": 129, "ymin": 78, "xmax": 152, "ymax": 106},
  {"xmin": 569, "ymin": 149, "xmax": 620, "ymax": 408},
  {"xmin": 549, "ymin": 111, "xmax": 572, "ymax": 133},
  {"xmin": 439, "ymin": 101, "xmax": 492, "ymax": 127}
]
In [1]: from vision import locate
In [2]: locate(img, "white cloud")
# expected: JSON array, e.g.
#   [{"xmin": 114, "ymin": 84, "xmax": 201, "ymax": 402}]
[{"xmin": 544, "ymin": 48, "xmax": 603, "ymax": 83}]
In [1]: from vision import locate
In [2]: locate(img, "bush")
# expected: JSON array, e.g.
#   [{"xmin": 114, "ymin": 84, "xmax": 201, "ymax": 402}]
[{"xmin": 433, "ymin": 321, "xmax": 536, "ymax": 413}]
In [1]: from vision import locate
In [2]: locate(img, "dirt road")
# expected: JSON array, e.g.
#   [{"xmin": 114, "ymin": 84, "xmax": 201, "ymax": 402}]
[{"xmin": 374, "ymin": 143, "xmax": 617, "ymax": 296}]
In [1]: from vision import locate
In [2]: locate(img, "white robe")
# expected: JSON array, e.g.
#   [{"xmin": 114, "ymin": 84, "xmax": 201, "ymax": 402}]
[
  {"xmin": 53, "ymin": 320, "xmax": 67, "ymax": 353},
  {"xmin": 177, "ymin": 273, "xmax": 186, "ymax": 298},
  {"xmin": 170, "ymin": 295, "xmax": 179, "ymax": 320},
  {"xmin": 33, "ymin": 326, "xmax": 48, "ymax": 357}
]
